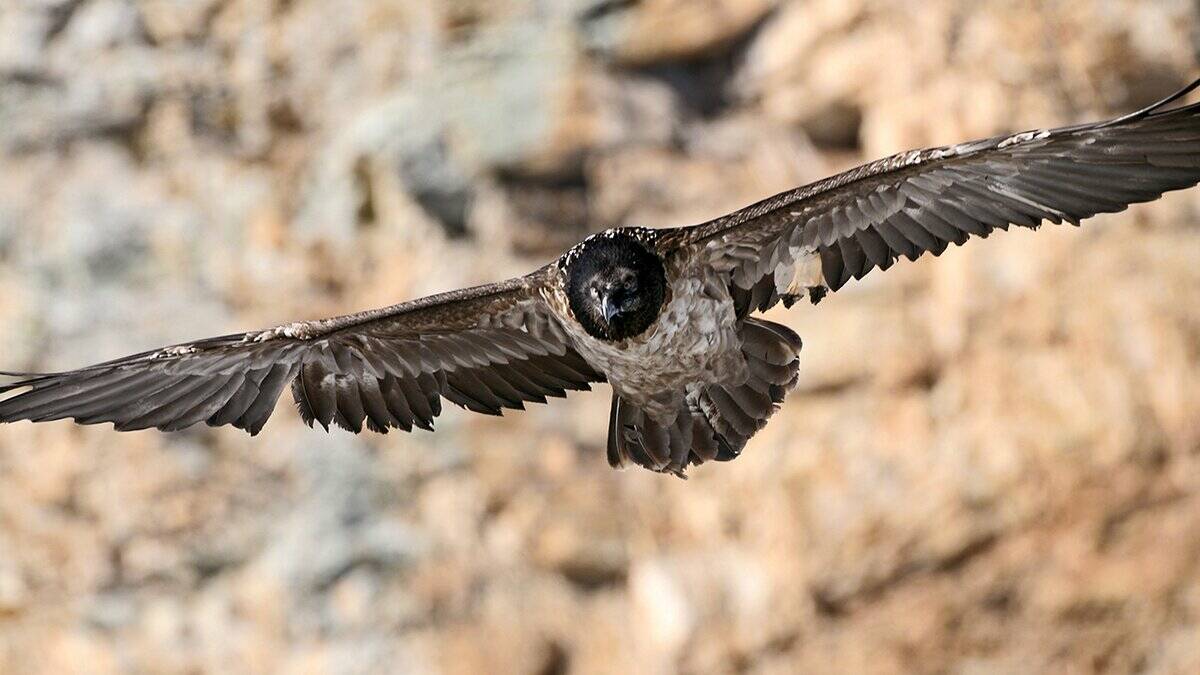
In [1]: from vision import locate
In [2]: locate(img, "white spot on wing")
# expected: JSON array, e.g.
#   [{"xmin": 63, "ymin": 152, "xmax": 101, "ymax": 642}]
[
  {"xmin": 155, "ymin": 345, "xmax": 197, "ymax": 358},
  {"xmin": 246, "ymin": 321, "xmax": 314, "ymax": 342},
  {"xmin": 997, "ymin": 129, "xmax": 1049, "ymax": 149}
]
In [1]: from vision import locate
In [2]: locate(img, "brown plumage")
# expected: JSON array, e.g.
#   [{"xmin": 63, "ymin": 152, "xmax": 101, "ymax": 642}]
[{"xmin": 4, "ymin": 78, "xmax": 1200, "ymax": 476}]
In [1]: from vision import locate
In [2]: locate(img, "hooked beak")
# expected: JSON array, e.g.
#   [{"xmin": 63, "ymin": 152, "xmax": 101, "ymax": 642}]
[{"xmin": 601, "ymin": 294, "xmax": 621, "ymax": 324}]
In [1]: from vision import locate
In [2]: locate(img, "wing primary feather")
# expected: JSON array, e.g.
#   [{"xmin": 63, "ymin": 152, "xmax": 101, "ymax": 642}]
[
  {"xmin": 399, "ymin": 374, "xmax": 438, "ymax": 429},
  {"xmin": 160, "ymin": 374, "xmax": 246, "ymax": 431},
  {"xmin": 0, "ymin": 369, "xmax": 147, "ymax": 420},
  {"xmin": 379, "ymin": 376, "xmax": 416, "ymax": 432},
  {"xmin": 114, "ymin": 375, "xmax": 232, "ymax": 431},
  {"xmin": 68, "ymin": 374, "xmax": 189, "ymax": 424},
  {"xmin": 235, "ymin": 363, "xmax": 296, "ymax": 435},
  {"xmin": 472, "ymin": 368, "xmax": 527, "ymax": 410},
  {"xmin": 492, "ymin": 363, "xmax": 552, "ymax": 403},
  {"xmin": 890, "ymin": 209, "xmax": 947, "ymax": 254},
  {"xmin": 333, "ymin": 379, "xmax": 368, "ymax": 433},
  {"xmin": 949, "ymin": 178, "xmax": 1044, "ymax": 227},
  {"xmin": 209, "ymin": 369, "xmax": 268, "ymax": 427},
  {"xmin": 357, "ymin": 377, "xmax": 397, "ymax": 433},
  {"xmin": 445, "ymin": 370, "xmax": 506, "ymax": 415},
  {"xmin": 300, "ymin": 365, "xmax": 336, "ymax": 431},
  {"xmin": 853, "ymin": 223, "xmax": 894, "ymax": 271},
  {"xmin": 836, "ymin": 235, "xmax": 869, "ymax": 281},
  {"xmin": 819, "ymin": 246, "xmax": 847, "ymax": 291},
  {"xmin": 908, "ymin": 206, "xmax": 973, "ymax": 245},
  {"xmin": 871, "ymin": 221, "xmax": 921, "ymax": 260}
]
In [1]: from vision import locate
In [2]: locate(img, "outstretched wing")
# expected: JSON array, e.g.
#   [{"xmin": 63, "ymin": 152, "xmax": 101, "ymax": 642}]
[
  {"xmin": 0, "ymin": 267, "xmax": 602, "ymax": 435},
  {"xmin": 666, "ymin": 78, "xmax": 1200, "ymax": 313}
]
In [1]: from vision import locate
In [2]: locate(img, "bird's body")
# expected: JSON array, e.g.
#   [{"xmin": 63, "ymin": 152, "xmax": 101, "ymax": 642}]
[
  {"xmin": 5, "ymin": 78, "xmax": 1200, "ymax": 476},
  {"xmin": 548, "ymin": 237, "xmax": 746, "ymax": 421}
]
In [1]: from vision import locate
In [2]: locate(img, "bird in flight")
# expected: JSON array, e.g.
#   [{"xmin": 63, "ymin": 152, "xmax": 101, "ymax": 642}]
[{"xmin": 4, "ymin": 79, "xmax": 1200, "ymax": 476}]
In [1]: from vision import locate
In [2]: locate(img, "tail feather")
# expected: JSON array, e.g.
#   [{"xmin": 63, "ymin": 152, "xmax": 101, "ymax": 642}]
[{"xmin": 606, "ymin": 318, "xmax": 802, "ymax": 477}]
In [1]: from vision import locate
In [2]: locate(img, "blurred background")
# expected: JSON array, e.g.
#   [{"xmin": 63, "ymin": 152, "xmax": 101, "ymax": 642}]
[{"xmin": 1, "ymin": 0, "xmax": 1200, "ymax": 673}]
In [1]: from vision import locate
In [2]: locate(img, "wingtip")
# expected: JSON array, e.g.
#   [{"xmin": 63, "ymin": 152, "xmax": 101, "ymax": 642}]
[
  {"xmin": 1098, "ymin": 75, "xmax": 1200, "ymax": 128},
  {"xmin": 0, "ymin": 371, "xmax": 50, "ymax": 394},
  {"xmin": 1153, "ymin": 75, "xmax": 1200, "ymax": 110}
]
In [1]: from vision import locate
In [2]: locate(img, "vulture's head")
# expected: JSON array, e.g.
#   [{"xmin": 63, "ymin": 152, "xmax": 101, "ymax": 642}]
[{"xmin": 564, "ymin": 230, "xmax": 667, "ymax": 341}]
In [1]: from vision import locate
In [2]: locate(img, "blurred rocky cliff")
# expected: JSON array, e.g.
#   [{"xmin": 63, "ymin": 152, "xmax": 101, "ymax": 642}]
[{"xmin": 2, "ymin": 1, "xmax": 1200, "ymax": 673}]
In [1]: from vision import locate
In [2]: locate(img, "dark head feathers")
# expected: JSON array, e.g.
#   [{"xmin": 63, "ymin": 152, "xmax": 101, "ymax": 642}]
[{"xmin": 562, "ymin": 229, "xmax": 667, "ymax": 342}]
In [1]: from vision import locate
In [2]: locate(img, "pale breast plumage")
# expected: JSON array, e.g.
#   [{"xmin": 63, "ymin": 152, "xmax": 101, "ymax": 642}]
[{"xmin": 557, "ymin": 260, "xmax": 745, "ymax": 422}]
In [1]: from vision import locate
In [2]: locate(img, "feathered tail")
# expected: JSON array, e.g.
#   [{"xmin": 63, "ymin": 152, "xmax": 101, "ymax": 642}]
[{"xmin": 607, "ymin": 318, "xmax": 801, "ymax": 476}]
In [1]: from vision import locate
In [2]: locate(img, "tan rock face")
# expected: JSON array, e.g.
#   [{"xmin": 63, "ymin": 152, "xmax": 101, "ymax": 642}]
[
  {"xmin": 2, "ymin": 1, "xmax": 1200, "ymax": 674},
  {"xmin": 585, "ymin": 0, "xmax": 775, "ymax": 66}
]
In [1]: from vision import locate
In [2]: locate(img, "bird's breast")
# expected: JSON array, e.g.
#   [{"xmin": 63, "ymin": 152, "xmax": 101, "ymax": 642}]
[{"xmin": 569, "ymin": 265, "xmax": 745, "ymax": 420}]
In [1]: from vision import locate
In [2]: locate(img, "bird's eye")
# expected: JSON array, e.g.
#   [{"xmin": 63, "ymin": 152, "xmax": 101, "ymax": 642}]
[
  {"xmin": 623, "ymin": 277, "xmax": 637, "ymax": 291},
  {"xmin": 590, "ymin": 286, "xmax": 600, "ymax": 298}
]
